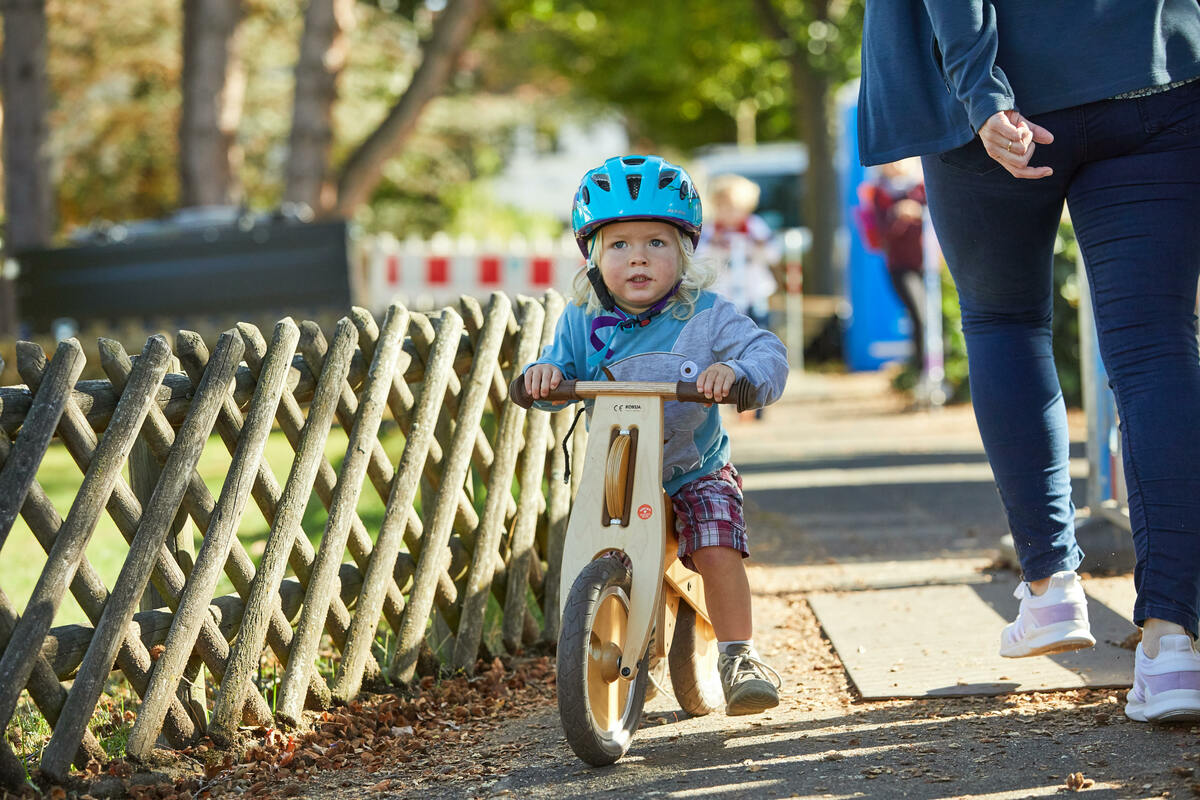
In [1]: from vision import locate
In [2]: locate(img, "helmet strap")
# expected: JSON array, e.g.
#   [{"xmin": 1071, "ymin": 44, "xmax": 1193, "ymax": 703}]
[{"xmin": 586, "ymin": 267, "xmax": 618, "ymax": 312}]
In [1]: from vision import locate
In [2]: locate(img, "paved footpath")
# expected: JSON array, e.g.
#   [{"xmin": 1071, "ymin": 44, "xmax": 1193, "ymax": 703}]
[{"xmin": 418, "ymin": 370, "xmax": 1200, "ymax": 800}]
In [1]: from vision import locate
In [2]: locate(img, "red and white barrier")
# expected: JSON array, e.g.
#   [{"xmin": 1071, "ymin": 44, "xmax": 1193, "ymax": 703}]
[{"xmin": 363, "ymin": 233, "xmax": 583, "ymax": 313}]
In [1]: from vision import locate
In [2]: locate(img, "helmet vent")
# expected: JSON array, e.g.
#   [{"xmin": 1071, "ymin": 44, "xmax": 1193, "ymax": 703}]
[
  {"xmin": 680, "ymin": 180, "xmax": 691, "ymax": 200},
  {"xmin": 622, "ymin": 156, "xmax": 646, "ymax": 166},
  {"xmin": 657, "ymin": 170, "xmax": 677, "ymax": 189},
  {"xmin": 581, "ymin": 186, "xmax": 590, "ymax": 204},
  {"xmin": 626, "ymin": 174, "xmax": 642, "ymax": 200},
  {"xmin": 591, "ymin": 173, "xmax": 611, "ymax": 191}
]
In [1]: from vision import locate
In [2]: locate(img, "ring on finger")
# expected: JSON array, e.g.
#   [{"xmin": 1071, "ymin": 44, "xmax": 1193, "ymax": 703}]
[{"xmin": 1006, "ymin": 139, "xmax": 1014, "ymax": 153}]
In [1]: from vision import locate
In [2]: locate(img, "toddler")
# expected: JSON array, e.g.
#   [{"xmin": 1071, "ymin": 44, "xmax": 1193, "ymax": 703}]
[{"xmin": 523, "ymin": 154, "xmax": 789, "ymax": 715}]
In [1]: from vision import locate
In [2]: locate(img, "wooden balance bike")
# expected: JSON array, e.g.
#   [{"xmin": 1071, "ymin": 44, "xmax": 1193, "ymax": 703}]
[{"xmin": 510, "ymin": 376, "xmax": 755, "ymax": 765}]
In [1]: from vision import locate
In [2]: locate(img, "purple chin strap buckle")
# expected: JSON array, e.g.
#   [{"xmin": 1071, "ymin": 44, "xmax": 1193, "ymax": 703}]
[{"xmin": 588, "ymin": 280, "xmax": 682, "ymax": 355}]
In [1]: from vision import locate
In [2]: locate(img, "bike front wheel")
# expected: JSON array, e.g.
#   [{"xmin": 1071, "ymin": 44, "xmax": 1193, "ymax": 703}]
[{"xmin": 557, "ymin": 556, "xmax": 648, "ymax": 766}]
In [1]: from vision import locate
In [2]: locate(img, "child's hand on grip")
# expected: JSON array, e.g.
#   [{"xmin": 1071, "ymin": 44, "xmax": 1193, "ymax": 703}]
[
  {"xmin": 696, "ymin": 363, "xmax": 736, "ymax": 403},
  {"xmin": 524, "ymin": 364, "xmax": 563, "ymax": 400}
]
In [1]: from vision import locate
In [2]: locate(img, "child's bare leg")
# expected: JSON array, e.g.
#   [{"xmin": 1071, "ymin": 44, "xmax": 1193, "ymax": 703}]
[
  {"xmin": 690, "ymin": 545, "xmax": 752, "ymax": 641},
  {"xmin": 690, "ymin": 544, "xmax": 779, "ymax": 715}
]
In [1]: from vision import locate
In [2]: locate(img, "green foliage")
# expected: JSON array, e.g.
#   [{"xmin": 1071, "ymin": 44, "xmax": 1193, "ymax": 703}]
[{"xmin": 894, "ymin": 219, "xmax": 1084, "ymax": 408}]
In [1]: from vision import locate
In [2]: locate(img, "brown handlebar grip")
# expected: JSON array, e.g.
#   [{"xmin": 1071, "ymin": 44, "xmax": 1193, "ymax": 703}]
[
  {"xmin": 509, "ymin": 375, "xmax": 534, "ymax": 409},
  {"xmin": 509, "ymin": 374, "xmax": 580, "ymax": 408},
  {"xmin": 674, "ymin": 379, "xmax": 755, "ymax": 412}
]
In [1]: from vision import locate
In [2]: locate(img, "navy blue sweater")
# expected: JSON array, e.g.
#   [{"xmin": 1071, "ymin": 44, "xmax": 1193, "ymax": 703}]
[{"xmin": 858, "ymin": 1, "xmax": 1200, "ymax": 166}]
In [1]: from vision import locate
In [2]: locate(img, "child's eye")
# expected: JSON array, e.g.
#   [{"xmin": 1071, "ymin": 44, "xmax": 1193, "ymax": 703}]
[
  {"xmin": 649, "ymin": 239, "xmax": 666, "ymax": 247},
  {"xmin": 611, "ymin": 240, "xmax": 627, "ymax": 249}
]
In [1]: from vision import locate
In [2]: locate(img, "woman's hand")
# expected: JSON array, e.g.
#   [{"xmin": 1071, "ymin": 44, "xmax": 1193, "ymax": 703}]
[
  {"xmin": 524, "ymin": 364, "xmax": 563, "ymax": 399},
  {"xmin": 696, "ymin": 363, "xmax": 736, "ymax": 403},
  {"xmin": 980, "ymin": 110, "xmax": 1055, "ymax": 179}
]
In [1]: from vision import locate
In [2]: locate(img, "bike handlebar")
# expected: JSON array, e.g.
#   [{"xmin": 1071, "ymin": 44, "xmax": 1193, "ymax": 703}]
[{"xmin": 508, "ymin": 375, "xmax": 757, "ymax": 413}]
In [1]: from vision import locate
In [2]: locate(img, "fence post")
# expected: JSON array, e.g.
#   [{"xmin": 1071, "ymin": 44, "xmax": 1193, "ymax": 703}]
[
  {"xmin": 783, "ymin": 228, "xmax": 805, "ymax": 371},
  {"xmin": 0, "ymin": 340, "xmax": 85, "ymax": 549},
  {"xmin": 451, "ymin": 296, "xmax": 544, "ymax": 671},
  {"xmin": 206, "ymin": 319, "xmax": 358, "ymax": 745},
  {"xmin": 40, "ymin": 335, "xmax": 246, "ymax": 780},
  {"xmin": 274, "ymin": 306, "xmax": 407, "ymax": 725},
  {"xmin": 0, "ymin": 336, "xmax": 171, "ymax": 749},
  {"xmin": 131, "ymin": 353, "xmax": 206, "ymax": 730}
]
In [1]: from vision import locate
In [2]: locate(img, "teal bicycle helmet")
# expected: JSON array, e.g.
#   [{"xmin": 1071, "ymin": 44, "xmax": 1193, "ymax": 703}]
[{"xmin": 572, "ymin": 155, "xmax": 703, "ymax": 258}]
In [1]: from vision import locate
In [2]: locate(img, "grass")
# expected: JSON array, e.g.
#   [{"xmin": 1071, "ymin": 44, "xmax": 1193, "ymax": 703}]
[{"xmin": 0, "ymin": 423, "xmax": 409, "ymax": 628}]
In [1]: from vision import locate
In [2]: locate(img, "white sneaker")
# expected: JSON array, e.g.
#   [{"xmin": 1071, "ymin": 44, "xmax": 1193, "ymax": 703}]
[
  {"xmin": 999, "ymin": 570, "xmax": 1096, "ymax": 658},
  {"xmin": 1125, "ymin": 634, "xmax": 1200, "ymax": 722}
]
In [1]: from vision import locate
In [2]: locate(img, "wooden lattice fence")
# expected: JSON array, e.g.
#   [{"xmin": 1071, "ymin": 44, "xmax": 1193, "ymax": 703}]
[{"xmin": 0, "ymin": 291, "xmax": 581, "ymax": 789}]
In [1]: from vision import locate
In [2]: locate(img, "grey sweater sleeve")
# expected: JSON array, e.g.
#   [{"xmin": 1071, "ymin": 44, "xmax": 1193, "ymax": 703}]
[
  {"xmin": 708, "ymin": 298, "xmax": 789, "ymax": 409},
  {"xmin": 923, "ymin": 0, "xmax": 1015, "ymax": 131}
]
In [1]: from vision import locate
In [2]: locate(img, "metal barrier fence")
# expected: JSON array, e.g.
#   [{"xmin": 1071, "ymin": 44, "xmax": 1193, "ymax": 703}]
[{"xmin": 0, "ymin": 292, "xmax": 582, "ymax": 788}]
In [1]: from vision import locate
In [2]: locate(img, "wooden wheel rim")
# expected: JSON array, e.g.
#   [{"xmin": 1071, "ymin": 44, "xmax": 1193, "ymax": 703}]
[{"xmin": 587, "ymin": 585, "xmax": 633, "ymax": 732}]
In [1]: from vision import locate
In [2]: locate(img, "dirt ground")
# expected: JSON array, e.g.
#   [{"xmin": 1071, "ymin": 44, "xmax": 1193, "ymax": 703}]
[{"xmin": 16, "ymin": 370, "xmax": 1200, "ymax": 800}]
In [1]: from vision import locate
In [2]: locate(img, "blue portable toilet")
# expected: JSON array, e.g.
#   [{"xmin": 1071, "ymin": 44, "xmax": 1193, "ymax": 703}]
[{"xmin": 838, "ymin": 82, "xmax": 911, "ymax": 371}]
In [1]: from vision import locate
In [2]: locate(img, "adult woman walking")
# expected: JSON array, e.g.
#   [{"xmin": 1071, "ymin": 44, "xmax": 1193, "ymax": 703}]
[{"xmin": 859, "ymin": 2, "xmax": 1200, "ymax": 722}]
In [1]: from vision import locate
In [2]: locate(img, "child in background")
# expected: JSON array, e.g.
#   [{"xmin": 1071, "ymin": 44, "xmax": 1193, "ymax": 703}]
[
  {"xmin": 698, "ymin": 173, "xmax": 781, "ymax": 420},
  {"xmin": 700, "ymin": 173, "xmax": 780, "ymax": 329},
  {"xmin": 522, "ymin": 154, "xmax": 789, "ymax": 715},
  {"xmin": 856, "ymin": 158, "xmax": 928, "ymax": 371}
]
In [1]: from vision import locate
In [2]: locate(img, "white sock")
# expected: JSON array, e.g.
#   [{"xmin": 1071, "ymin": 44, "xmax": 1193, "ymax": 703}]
[{"xmin": 719, "ymin": 639, "xmax": 753, "ymax": 655}]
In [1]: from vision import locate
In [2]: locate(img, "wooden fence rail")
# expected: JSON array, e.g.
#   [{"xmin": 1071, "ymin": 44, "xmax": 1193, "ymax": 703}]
[{"xmin": 0, "ymin": 292, "xmax": 576, "ymax": 789}]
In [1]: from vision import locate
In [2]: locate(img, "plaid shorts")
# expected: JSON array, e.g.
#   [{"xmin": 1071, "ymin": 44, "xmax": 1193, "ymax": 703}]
[{"xmin": 671, "ymin": 463, "xmax": 747, "ymax": 571}]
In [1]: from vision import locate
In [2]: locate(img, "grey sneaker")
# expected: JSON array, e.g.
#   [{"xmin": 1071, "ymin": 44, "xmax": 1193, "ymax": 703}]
[{"xmin": 717, "ymin": 644, "xmax": 781, "ymax": 716}]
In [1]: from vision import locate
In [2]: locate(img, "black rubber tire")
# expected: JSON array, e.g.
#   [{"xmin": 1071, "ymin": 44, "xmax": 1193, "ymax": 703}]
[
  {"xmin": 557, "ymin": 557, "xmax": 648, "ymax": 766},
  {"xmin": 668, "ymin": 602, "xmax": 723, "ymax": 716}
]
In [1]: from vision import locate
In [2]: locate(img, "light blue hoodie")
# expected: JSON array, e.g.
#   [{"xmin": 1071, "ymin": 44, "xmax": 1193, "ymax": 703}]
[{"xmin": 529, "ymin": 291, "xmax": 789, "ymax": 496}]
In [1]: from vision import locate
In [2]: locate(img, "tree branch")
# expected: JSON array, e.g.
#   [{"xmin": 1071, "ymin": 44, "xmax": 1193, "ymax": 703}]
[{"xmin": 333, "ymin": 0, "xmax": 488, "ymax": 218}]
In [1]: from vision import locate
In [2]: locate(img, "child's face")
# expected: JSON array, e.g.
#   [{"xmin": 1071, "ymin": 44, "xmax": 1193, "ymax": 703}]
[{"xmin": 596, "ymin": 220, "xmax": 683, "ymax": 313}]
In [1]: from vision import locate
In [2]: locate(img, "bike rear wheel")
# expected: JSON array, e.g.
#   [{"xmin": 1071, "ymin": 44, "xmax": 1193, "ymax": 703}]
[
  {"xmin": 557, "ymin": 556, "xmax": 648, "ymax": 766},
  {"xmin": 668, "ymin": 602, "xmax": 723, "ymax": 716}
]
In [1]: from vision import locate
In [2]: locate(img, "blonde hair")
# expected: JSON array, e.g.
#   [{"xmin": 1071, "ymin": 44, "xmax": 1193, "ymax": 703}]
[
  {"xmin": 708, "ymin": 173, "xmax": 761, "ymax": 214},
  {"xmin": 572, "ymin": 226, "xmax": 717, "ymax": 320}
]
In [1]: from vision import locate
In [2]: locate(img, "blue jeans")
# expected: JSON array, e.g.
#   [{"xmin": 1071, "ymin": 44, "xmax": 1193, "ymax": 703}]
[{"xmin": 921, "ymin": 80, "xmax": 1200, "ymax": 635}]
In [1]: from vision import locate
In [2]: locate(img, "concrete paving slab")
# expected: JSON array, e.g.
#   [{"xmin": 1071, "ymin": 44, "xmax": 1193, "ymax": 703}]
[{"xmin": 809, "ymin": 576, "xmax": 1138, "ymax": 699}]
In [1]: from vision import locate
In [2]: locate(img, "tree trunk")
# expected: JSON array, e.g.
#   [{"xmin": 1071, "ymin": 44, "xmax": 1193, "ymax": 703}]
[
  {"xmin": 284, "ymin": 0, "xmax": 356, "ymax": 215},
  {"xmin": 179, "ymin": 0, "xmax": 245, "ymax": 207},
  {"xmin": 794, "ymin": 65, "xmax": 839, "ymax": 297},
  {"xmin": 333, "ymin": 0, "xmax": 487, "ymax": 219},
  {"xmin": 1, "ymin": 0, "xmax": 52, "ymax": 334},
  {"xmin": 752, "ymin": 0, "xmax": 841, "ymax": 297}
]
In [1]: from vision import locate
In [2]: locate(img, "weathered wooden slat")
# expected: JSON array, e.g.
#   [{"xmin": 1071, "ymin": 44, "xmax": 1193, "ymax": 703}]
[
  {"xmin": 540, "ymin": 389, "xmax": 575, "ymax": 644},
  {"xmin": 333, "ymin": 300, "xmax": 477, "ymax": 701},
  {"xmin": 0, "ymin": 421, "xmax": 195, "ymax": 751},
  {"xmin": 38, "ymin": 331, "xmax": 245, "ymax": 781},
  {"xmin": 406, "ymin": 313, "xmax": 494, "ymax": 544},
  {"xmin": 169, "ymin": 330, "xmax": 347, "ymax": 704},
  {"xmin": 42, "ymin": 565, "xmax": 368, "ymax": 682},
  {"xmin": 72, "ymin": 340, "xmax": 273, "ymax": 733},
  {"xmin": 234, "ymin": 323, "xmax": 370, "ymax": 661},
  {"xmin": 0, "ymin": 340, "xmax": 85, "ymax": 549},
  {"xmin": 344, "ymin": 311, "xmax": 463, "ymax": 615},
  {"xmin": 125, "ymin": 320, "xmax": 298, "ymax": 761},
  {"xmin": 391, "ymin": 301, "xmax": 499, "ymax": 684},
  {"xmin": 295, "ymin": 316, "xmax": 414, "ymax": 632},
  {"xmin": 0, "ymin": 336, "xmax": 171, "ymax": 742},
  {"xmin": 206, "ymin": 318, "xmax": 358, "ymax": 746},
  {"xmin": 274, "ymin": 304, "xmax": 407, "ymax": 726},
  {"xmin": 0, "ymin": 586, "xmax": 106, "ymax": 775},
  {"xmin": 413, "ymin": 310, "xmax": 499, "ymax": 489},
  {"xmin": 451, "ymin": 296, "xmax": 545, "ymax": 672},
  {"xmin": 502, "ymin": 292, "xmax": 564, "ymax": 652}
]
